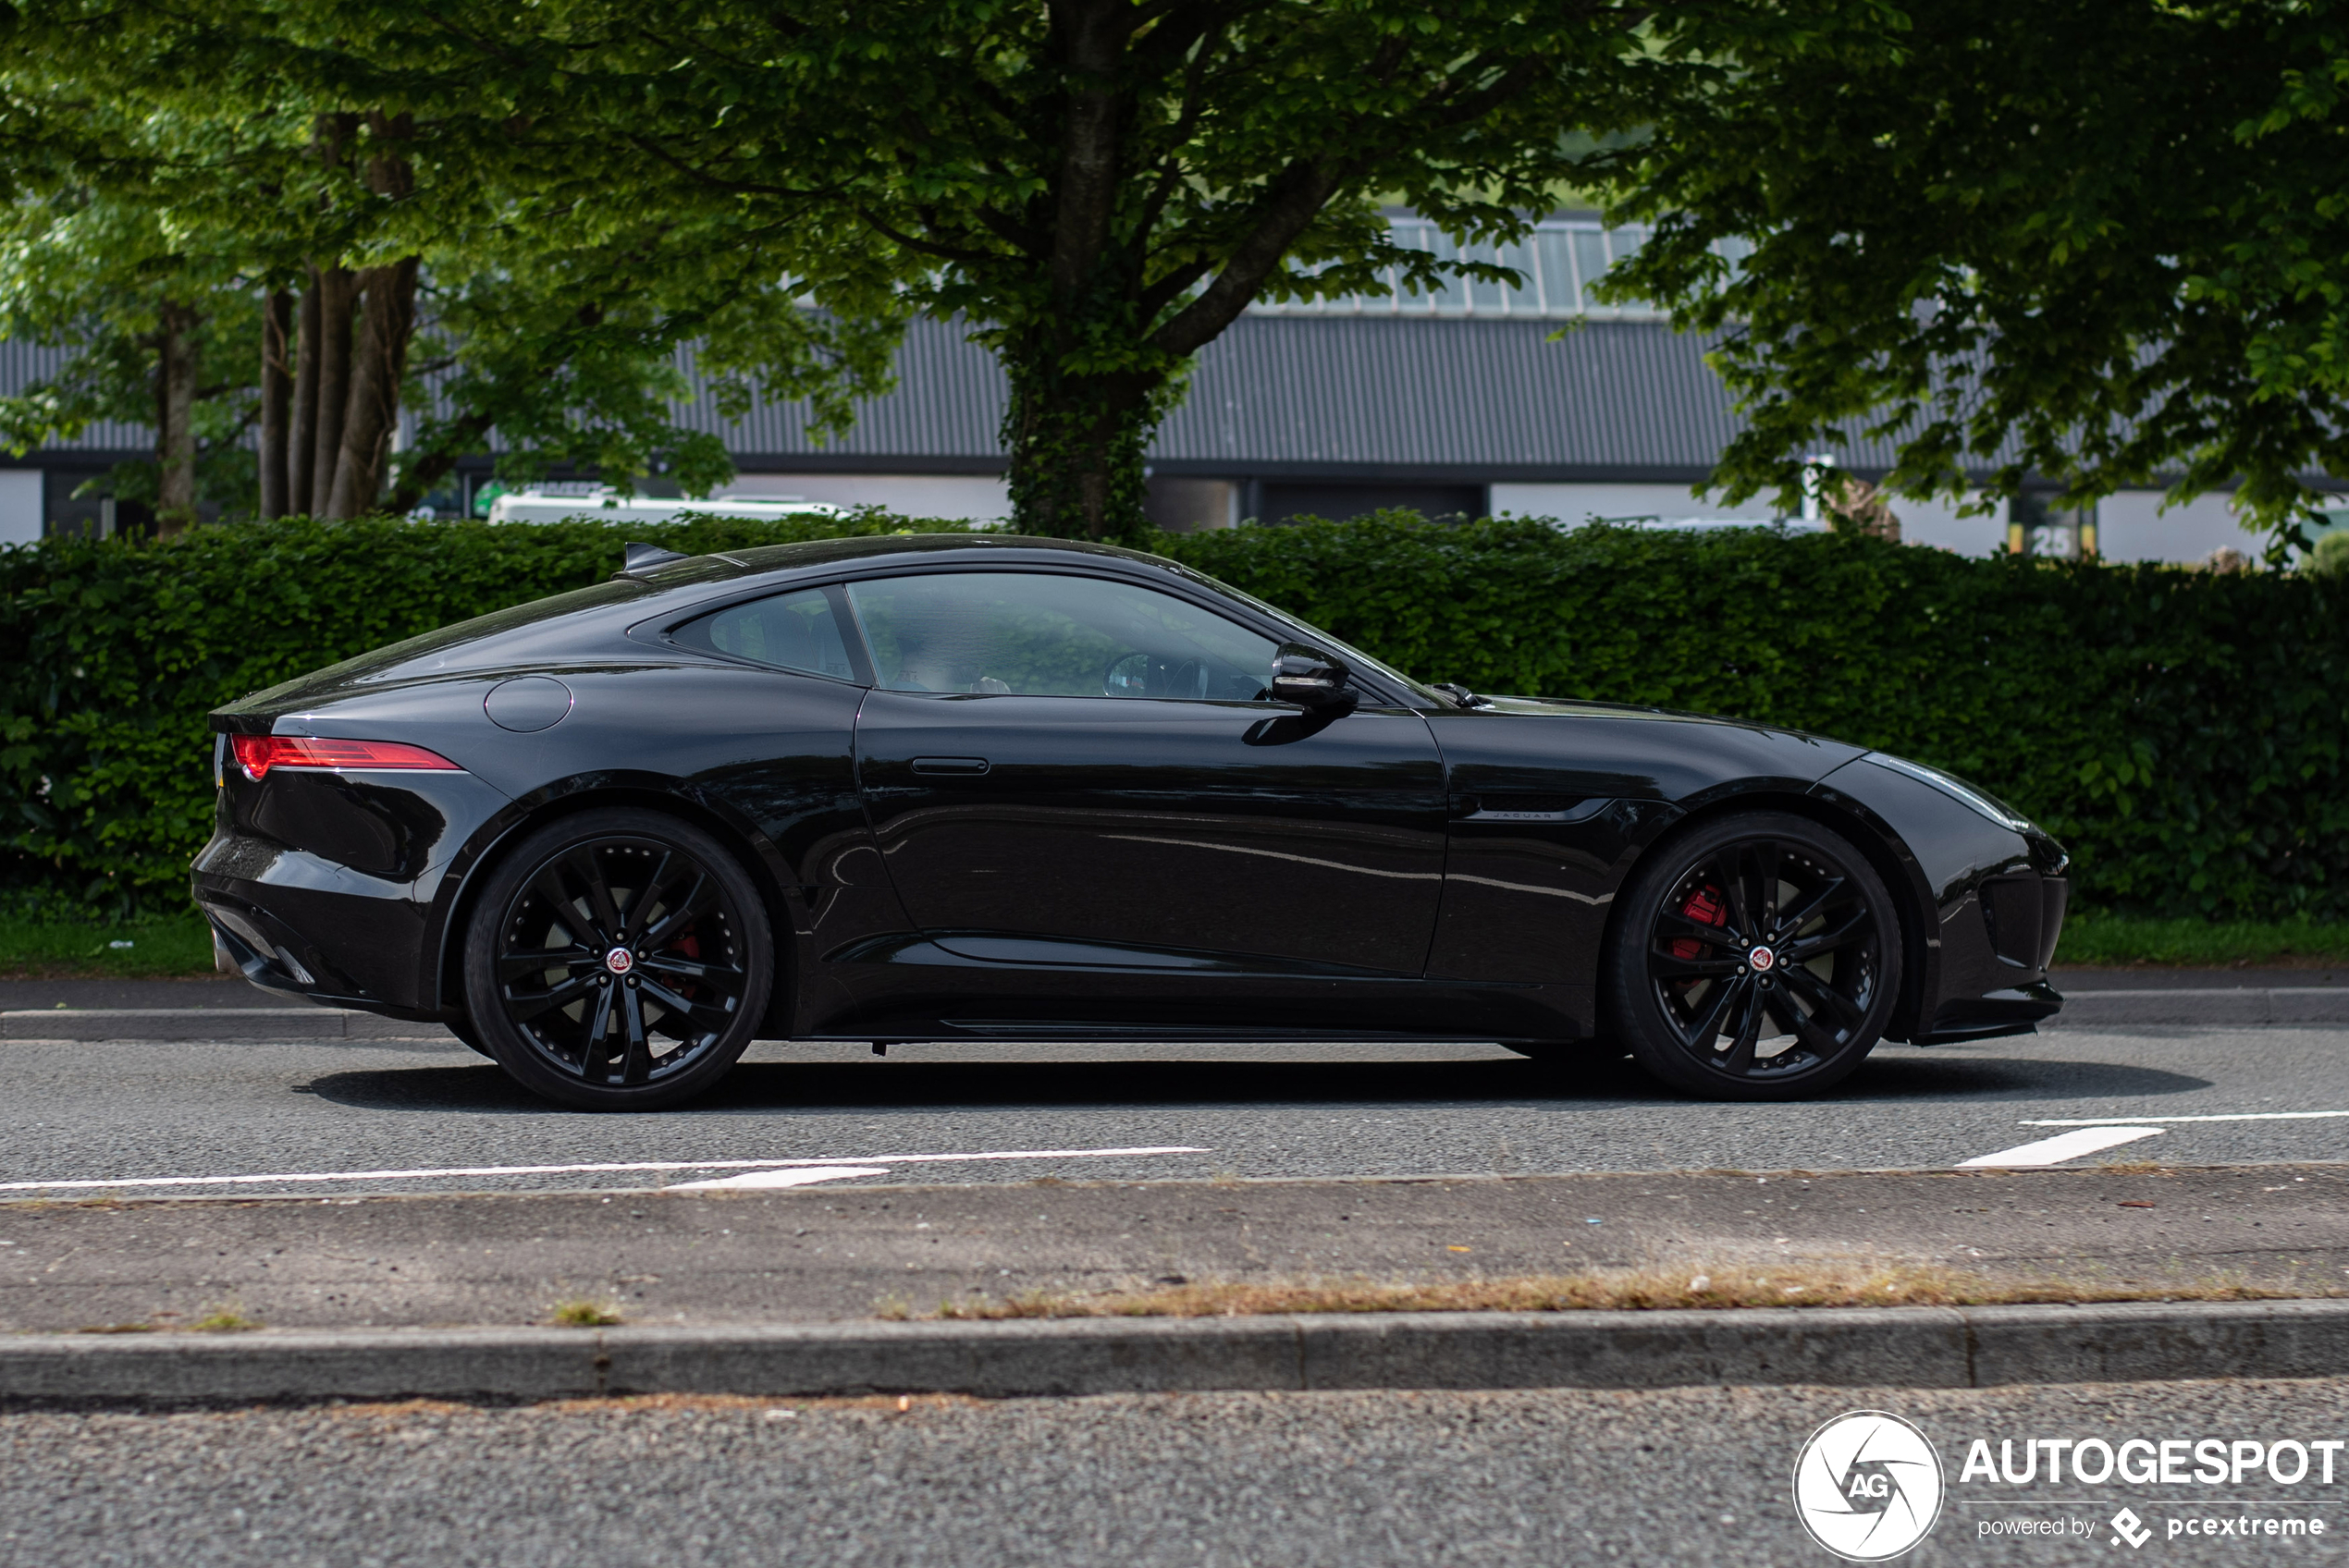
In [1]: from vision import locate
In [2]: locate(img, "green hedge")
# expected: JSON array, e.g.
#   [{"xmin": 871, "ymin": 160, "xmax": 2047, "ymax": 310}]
[
  {"xmin": 0, "ymin": 511, "xmax": 937, "ymax": 913},
  {"xmin": 5, "ymin": 511, "xmax": 2344, "ymax": 919}
]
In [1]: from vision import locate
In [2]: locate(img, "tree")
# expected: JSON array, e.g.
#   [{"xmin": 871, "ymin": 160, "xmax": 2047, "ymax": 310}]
[
  {"xmin": 0, "ymin": 0, "xmax": 902, "ymax": 524},
  {"xmin": 389, "ymin": 0, "xmax": 1764, "ymax": 540},
  {"xmin": 1599, "ymin": 0, "xmax": 2349, "ymax": 546},
  {"xmin": 0, "ymin": 203, "xmax": 271, "ymax": 533}
]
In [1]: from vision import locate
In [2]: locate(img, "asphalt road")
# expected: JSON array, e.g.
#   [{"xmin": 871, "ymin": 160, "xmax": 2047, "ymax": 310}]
[
  {"xmin": 4, "ymin": 1024, "xmax": 2348, "ymax": 1197},
  {"xmin": 8, "ymin": 1378, "xmax": 2349, "ymax": 1567}
]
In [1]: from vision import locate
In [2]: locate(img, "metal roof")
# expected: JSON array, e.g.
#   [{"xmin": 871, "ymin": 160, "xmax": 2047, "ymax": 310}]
[
  {"xmin": 1249, "ymin": 214, "xmax": 1743, "ymax": 321},
  {"xmin": 684, "ymin": 313, "xmax": 1949, "ymax": 482},
  {"xmin": 0, "ymin": 337, "xmax": 157, "ymax": 455},
  {"xmin": 4, "ymin": 311, "xmax": 1971, "ymax": 483}
]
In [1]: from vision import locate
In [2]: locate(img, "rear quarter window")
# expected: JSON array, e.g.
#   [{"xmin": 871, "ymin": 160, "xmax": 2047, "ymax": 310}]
[{"xmin": 672, "ymin": 587, "xmax": 858, "ymax": 680}]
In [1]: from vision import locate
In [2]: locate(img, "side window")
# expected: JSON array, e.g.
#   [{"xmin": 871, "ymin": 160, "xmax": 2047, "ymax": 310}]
[
  {"xmin": 673, "ymin": 587, "xmax": 857, "ymax": 680},
  {"xmin": 843, "ymin": 572, "xmax": 1277, "ymax": 701}
]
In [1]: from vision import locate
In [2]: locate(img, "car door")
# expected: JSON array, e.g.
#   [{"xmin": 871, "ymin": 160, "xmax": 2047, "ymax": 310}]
[{"xmin": 845, "ymin": 568, "xmax": 1447, "ymax": 975}]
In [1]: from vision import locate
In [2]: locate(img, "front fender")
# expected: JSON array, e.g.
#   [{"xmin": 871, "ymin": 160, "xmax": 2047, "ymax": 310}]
[{"xmin": 1810, "ymin": 754, "xmax": 2067, "ymax": 1041}]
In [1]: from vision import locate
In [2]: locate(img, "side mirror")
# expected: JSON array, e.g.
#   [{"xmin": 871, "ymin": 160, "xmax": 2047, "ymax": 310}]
[{"xmin": 1269, "ymin": 643, "xmax": 1353, "ymax": 710}]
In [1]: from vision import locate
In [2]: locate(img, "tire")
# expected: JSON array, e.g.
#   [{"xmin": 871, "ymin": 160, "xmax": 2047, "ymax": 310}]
[
  {"xmin": 462, "ymin": 808, "xmax": 775, "ymax": 1111},
  {"xmin": 448, "ymin": 1014, "xmax": 495, "ymax": 1058},
  {"xmin": 1604, "ymin": 810, "xmax": 1900, "ymax": 1101}
]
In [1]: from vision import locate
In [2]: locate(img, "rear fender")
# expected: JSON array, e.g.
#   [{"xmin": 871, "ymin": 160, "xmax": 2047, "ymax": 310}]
[{"xmin": 425, "ymin": 773, "xmax": 801, "ymax": 1035}]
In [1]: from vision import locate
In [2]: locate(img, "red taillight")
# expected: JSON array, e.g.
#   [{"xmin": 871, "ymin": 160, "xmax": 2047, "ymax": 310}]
[{"xmin": 230, "ymin": 734, "xmax": 461, "ymax": 781}]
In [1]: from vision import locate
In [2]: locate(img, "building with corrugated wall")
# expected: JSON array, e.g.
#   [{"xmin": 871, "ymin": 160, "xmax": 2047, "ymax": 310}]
[{"xmin": 0, "ymin": 214, "xmax": 2261, "ymax": 559}]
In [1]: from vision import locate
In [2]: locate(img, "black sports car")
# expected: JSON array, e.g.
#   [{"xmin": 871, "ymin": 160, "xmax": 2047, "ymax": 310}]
[{"xmin": 193, "ymin": 533, "xmax": 2067, "ymax": 1109}]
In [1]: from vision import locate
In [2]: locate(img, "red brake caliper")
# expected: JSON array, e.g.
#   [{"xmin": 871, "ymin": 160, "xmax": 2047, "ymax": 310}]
[{"xmin": 1671, "ymin": 886, "xmax": 1727, "ymax": 962}]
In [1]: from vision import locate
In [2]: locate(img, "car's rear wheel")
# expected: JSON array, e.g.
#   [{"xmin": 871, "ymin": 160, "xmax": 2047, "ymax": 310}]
[
  {"xmin": 447, "ymin": 1014, "xmax": 494, "ymax": 1058},
  {"xmin": 1605, "ymin": 811, "xmax": 1900, "ymax": 1101},
  {"xmin": 462, "ymin": 809, "xmax": 773, "ymax": 1110}
]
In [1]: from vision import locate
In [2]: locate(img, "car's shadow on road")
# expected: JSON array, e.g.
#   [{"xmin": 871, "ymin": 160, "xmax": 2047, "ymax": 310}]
[
  {"xmin": 299, "ymin": 1050, "xmax": 2211, "ymax": 1115},
  {"xmin": 1840, "ymin": 1053, "xmax": 2210, "ymax": 1103}
]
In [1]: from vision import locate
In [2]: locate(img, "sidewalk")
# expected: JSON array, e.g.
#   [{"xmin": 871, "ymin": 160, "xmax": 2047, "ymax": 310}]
[
  {"xmin": 5, "ymin": 1166, "xmax": 2342, "ymax": 1334},
  {"xmin": 7, "ymin": 1170, "xmax": 2349, "ymax": 1403}
]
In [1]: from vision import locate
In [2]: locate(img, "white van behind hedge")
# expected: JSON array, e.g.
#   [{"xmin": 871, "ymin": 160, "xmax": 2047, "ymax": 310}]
[{"xmin": 485, "ymin": 490, "xmax": 843, "ymax": 525}]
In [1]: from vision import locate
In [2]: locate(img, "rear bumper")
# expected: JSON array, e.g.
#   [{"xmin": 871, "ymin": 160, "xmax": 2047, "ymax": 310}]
[{"xmin": 192, "ymin": 829, "xmax": 455, "ymax": 1023}]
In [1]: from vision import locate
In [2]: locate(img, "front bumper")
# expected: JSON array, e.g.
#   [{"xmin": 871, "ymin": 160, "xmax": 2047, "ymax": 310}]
[{"xmin": 1912, "ymin": 871, "xmax": 2069, "ymax": 1043}]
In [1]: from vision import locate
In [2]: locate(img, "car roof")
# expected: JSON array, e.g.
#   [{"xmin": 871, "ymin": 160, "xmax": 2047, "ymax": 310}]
[{"xmin": 657, "ymin": 531, "xmax": 1176, "ymax": 583}]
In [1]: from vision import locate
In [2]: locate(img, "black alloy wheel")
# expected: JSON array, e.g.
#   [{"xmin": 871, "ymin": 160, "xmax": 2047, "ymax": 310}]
[
  {"xmin": 1605, "ymin": 811, "xmax": 1901, "ymax": 1101},
  {"xmin": 462, "ymin": 808, "xmax": 773, "ymax": 1110}
]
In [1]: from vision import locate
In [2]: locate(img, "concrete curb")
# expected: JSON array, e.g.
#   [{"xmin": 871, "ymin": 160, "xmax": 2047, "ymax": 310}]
[
  {"xmin": 6, "ymin": 988, "xmax": 2346, "ymax": 1041},
  {"xmin": 0, "ymin": 1008, "xmax": 441, "ymax": 1041},
  {"xmin": 7, "ymin": 1300, "xmax": 2349, "ymax": 1403}
]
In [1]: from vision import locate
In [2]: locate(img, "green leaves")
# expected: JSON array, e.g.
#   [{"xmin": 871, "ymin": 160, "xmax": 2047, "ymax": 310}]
[
  {"xmin": 1159, "ymin": 514, "xmax": 2349, "ymax": 919},
  {"xmin": 405, "ymin": 0, "xmax": 1746, "ymax": 536},
  {"xmin": 6, "ymin": 512, "xmax": 2343, "ymax": 922},
  {"xmin": 1602, "ymin": 0, "xmax": 2349, "ymax": 543}
]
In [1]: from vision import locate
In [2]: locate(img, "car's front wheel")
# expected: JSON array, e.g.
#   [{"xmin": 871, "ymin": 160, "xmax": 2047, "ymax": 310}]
[
  {"xmin": 1605, "ymin": 811, "xmax": 1900, "ymax": 1101},
  {"xmin": 462, "ymin": 808, "xmax": 773, "ymax": 1110}
]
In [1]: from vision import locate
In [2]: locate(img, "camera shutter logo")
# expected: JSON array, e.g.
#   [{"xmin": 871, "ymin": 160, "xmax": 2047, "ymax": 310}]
[{"xmin": 1791, "ymin": 1410, "xmax": 1945, "ymax": 1561}]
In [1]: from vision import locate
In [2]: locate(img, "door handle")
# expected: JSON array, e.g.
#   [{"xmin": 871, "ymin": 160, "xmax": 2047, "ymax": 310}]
[{"xmin": 909, "ymin": 755, "xmax": 990, "ymax": 776}]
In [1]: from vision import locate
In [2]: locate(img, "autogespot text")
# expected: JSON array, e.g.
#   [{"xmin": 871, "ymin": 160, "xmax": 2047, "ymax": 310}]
[{"xmin": 1963, "ymin": 1436, "xmax": 2337, "ymax": 1547}]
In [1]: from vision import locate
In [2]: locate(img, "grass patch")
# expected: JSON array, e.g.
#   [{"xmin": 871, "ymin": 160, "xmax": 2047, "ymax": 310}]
[
  {"xmin": 0, "ymin": 910, "xmax": 217, "ymax": 979},
  {"xmin": 916, "ymin": 1264, "xmax": 2315, "ymax": 1320},
  {"xmin": 190, "ymin": 1305, "xmax": 260, "ymax": 1332},
  {"xmin": 2054, "ymin": 914, "xmax": 2349, "ymax": 968},
  {"xmin": 551, "ymin": 1300, "xmax": 623, "ymax": 1328}
]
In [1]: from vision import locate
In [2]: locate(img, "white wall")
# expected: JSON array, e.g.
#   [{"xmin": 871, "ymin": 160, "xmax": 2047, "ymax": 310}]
[
  {"xmin": 1891, "ymin": 491, "xmax": 2008, "ymax": 556},
  {"xmin": 0, "ymin": 470, "xmax": 42, "ymax": 545},
  {"xmin": 1489, "ymin": 482, "xmax": 1783, "ymax": 524},
  {"xmin": 1492, "ymin": 483, "xmax": 2258, "ymax": 563},
  {"xmin": 710, "ymin": 472, "xmax": 2265, "ymax": 559},
  {"xmin": 1899, "ymin": 487, "xmax": 2253, "ymax": 562},
  {"xmin": 720, "ymin": 472, "xmax": 1010, "ymax": 522},
  {"xmin": 2096, "ymin": 490, "xmax": 2249, "ymax": 563}
]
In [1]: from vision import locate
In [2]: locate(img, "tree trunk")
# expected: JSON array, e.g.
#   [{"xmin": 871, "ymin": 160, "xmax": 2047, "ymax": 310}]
[
  {"xmin": 1001, "ymin": 349, "xmax": 1165, "ymax": 542},
  {"xmin": 326, "ymin": 258, "xmax": 418, "ymax": 519},
  {"xmin": 155, "ymin": 300, "xmax": 200, "ymax": 535},
  {"xmin": 289, "ymin": 276, "xmax": 322, "ymax": 517},
  {"xmin": 259, "ymin": 290, "xmax": 294, "ymax": 519},
  {"xmin": 309, "ymin": 264, "xmax": 356, "ymax": 511}
]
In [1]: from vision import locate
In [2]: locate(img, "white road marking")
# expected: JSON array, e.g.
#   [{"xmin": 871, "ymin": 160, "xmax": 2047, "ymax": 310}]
[
  {"xmin": 1960, "ymin": 1127, "xmax": 2166, "ymax": 1168},
  {"xmin": 2023, "ymin": 1110, "xmax": 2349, "ymax": 1126},
  {"xmin": 0, "ymin": 1145, "xmax": 1207, "ymax": 1194},
  {"xmin": 670, "ymin": 1167, "xmax": 892, "ymax": 1191}
]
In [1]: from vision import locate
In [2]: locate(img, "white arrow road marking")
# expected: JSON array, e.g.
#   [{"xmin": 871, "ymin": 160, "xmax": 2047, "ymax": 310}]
[
  {"xmin": 1960, "ymin": 1127, "xmax": 2166, "ymax": 1168},
  {"xmin": 2023, "ymin": 1110, "xmax": 2349, "ymax": 1126},
  {"xmin": 0, "ymin": 1145, "xmax": 1208, "ymax": 1194},
  {"xmin": 670, "ymin": 1167, "xmax": 892, "ymax": 1191}
]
